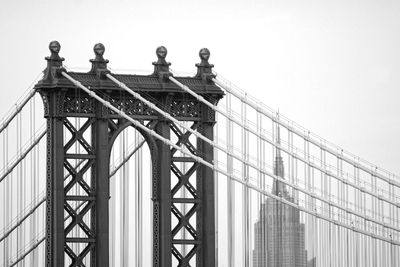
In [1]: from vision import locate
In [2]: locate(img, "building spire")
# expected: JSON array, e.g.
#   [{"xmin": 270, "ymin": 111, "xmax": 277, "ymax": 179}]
[
  {"xmin": 276, "ymin": 123, "xmax": 281, "ymax": 158},
  {"xmin": 273, "ymin": 114, "xmax": 287, "ymax": 196}
]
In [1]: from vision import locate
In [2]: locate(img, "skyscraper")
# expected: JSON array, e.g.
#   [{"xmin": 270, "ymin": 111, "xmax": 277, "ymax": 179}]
[{"xmin": 252, "ymin": 127, "xmax": 315, "ymax": 267}]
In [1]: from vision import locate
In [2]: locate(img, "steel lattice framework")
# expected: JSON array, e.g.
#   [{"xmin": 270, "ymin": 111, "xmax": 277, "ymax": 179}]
[
  {"xmin": 34, "ymin": 42, "xmax": 223, "ymax": 266},
  {"xmin": 3, "ymin": 41, "xmax": 400, "ymax": 267}
]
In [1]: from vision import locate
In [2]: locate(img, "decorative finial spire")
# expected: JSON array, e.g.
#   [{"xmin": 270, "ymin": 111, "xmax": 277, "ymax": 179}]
[
  {"xmin": 152, "ymin": 46, "xmax": 171, "ymax": 81},
  {"xmin": 199, "ymin": 48, "xmax": 210, "ymax": 61},
  {"xmin": 94, "ymin": 43, "xmax": 105, "ymax": 56},
  {"xmin": 156, "ymin": 46, "xmax": 168, "ymax": 63},
  {"xmin": 195, "ymin": 48, "xmax": 215, "ymax": 82},
  {"xmin": 46, "ymin": 40, "xmax": 64, "ymax": 67},
  {"xmin": 42, "ymin": 40, "xmax": 65, "ymax": 84},
  {"xmin": 90, "ymin": 43, "xmax": 109, "ymax": 73}
]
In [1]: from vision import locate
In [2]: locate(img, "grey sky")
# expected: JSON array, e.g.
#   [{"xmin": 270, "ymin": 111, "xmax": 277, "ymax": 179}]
[{"xmin": 0, "ymin": 0, "xmax": 399, "ymax": 174}]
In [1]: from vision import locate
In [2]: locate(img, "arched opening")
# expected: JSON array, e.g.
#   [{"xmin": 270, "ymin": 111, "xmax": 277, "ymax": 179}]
[{"xmin": 108, "ymin": 123, "xmax": 153, "ymax": 266}]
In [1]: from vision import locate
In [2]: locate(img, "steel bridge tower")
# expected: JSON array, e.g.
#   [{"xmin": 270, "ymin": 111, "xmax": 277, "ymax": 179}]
[{"xmin": 34, "ymin": 41, "xmax": 224, "ymax": 266}]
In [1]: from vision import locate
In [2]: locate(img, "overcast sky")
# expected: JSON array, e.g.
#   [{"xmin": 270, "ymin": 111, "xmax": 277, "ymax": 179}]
[{"xmin": 0, "ymin": 0, "xmax": 399, "ymax": 174}]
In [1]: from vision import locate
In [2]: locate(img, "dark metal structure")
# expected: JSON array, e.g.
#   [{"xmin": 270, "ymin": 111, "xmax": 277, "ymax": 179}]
[{"xmin": 34, "ymin": 41, "xmax": 223, "ymax": 267}]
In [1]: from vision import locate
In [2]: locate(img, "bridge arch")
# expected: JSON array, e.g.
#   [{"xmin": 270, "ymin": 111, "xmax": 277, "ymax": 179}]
[{"xmin": 108, "ymin": 122, "xmax": 155, "ymax": 266}]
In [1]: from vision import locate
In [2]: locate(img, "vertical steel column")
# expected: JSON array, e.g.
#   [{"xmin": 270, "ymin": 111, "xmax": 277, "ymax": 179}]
[
  {"xmin": 155, "ymin": 119, "xmax": 172, "ymax": 266},
  {"xmin": 197, "ymin": 120, "xmax": 216, "ymax": 266},
  {"xmin": 46, "ymin": 107, "xmax": 65, "ymax": 266},
  {"xmin": 92, "ymin": 114, "xmax": 110, "ymax": 266},
  {"xmin": 37, "ymin": 42, "xmax": 111, "ymax": 266},
  {"xmin": 35, "ymin": 42, "xmax": 223, "ymax": 267},
  {"xmin": 34, "ymin": 42, "xmax": 66, "ymax": 266}
]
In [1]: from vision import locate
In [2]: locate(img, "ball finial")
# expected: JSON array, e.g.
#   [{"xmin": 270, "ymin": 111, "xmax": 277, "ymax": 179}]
[
  {"xmin": 49, "ymin": 41, "xmax": 61, "ymax": 54},
  {"xmin": 94, "ymin": 43, "xmax": 105, "ymax": 56},
  {"xmin": 195, "ymin": 48, "xmax": 214, "ymax": 81},
  {"xmin": 156, "ymin": 46, "xmax": 167, "ymax": 59},
  {"xmin": 199, "ymin": 48, "xmax": 210, "ymax": 61},
  {"xmin": 89, "ymin": 43, "xmax": 108, "ymax": 73}
]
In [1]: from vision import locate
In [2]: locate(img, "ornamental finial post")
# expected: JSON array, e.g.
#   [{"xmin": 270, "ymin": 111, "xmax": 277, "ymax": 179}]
[
  {"xmin": 152, "ymin": 46, "xmax": 172, "ymax": 81},
  {"xmin": 47, "ymin": 41, "xmax": 64, "ymax": 65},
  {"xmin": 42, "ymin": 41, "xmax": 65, "ymax": 84},
  {"xmin": 195, "ymin": 48, "xmax": 215, "ymax": 82},
  {"xmin": 90, "ymin": 43, "xmax": 109, "ymax": 74}
]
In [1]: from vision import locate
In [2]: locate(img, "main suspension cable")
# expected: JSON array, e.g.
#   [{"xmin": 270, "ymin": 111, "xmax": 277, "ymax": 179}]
[
  {"xmin": 107, "ymin": 73, "xmax": 398, "ymax": 233},
  {"xmin": 61, "ymin": 71, "xmax": 400, "ymax": 246},
  {"xmin": 0, "ymin": 126, "xmax": 46, "ymax": 184},
  {"xmin": 167, "ymin": 76, "xmax": 400, "ymax": 234},
  {"xmin": 0, "ymin": 137, "xmax": 146, "ymax": 247},
  {"xmin": 0, "ymin": 72, "xmax": 42, "ymax": 134},
  {"xmin": 213, "ymin": 77, "xmax": 399, "ymax": 187},
  {"xmin": 174, "ymin": 76, "xmax": 398, "ymax": 209}
]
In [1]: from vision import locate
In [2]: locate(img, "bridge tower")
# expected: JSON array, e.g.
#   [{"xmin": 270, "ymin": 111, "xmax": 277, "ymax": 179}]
[{"xmin": 34, "ymin": 41, "xmax": 224, "ymax": 267}]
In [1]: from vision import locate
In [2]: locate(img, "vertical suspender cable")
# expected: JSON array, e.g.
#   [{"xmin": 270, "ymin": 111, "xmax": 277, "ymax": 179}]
[
  {"xmin": 390, "ymin": 176, "xmax": 395, "ymax": 267},
  {"xmin": 269, "ymin": 114, "xmax": 274, "ymax": 267},
  {"xmin": 355, "ymin": 160, "xmax": 360, "ymax": 267},
  {"xmin": 37, "ymin": 109, "xmax": 42, "ymax": 266},
  {"xmin": 149, "ymin": 140, "xmax": 154, "ymax": 266},
  {"xmin": 226, "ymin": 92, "xmax": 234, "ymax": 267},
  {"xmin": 30, "ymin": 97, "xmax": 37, "ymax": 266},
  {"xmin": 117, "ymin": 131, "xmax": 122, "ymax": 265},
  {"xmin": 135, "ymin": 130, "xmax": 143, "ymax": 266},
  {"xmin": 120, "ymin": 130, "xmax": 125, "ymax": 265},
  {"xmin": 260, "ymin": 110, "xmax": 265, "ymax": 267},
  {"xmin": 30, "ymin": 97, "xmax": 34, "ymax": 266},
  {"xmin": 110, "ymin": 137, "xmax": 115, "ymax": 267},
  {"xmin": 59, "ymin": 72, "xmax": 400, "ymax": 262},
  {"xmin": 123, "ymin": 129, "xmax": 130, "ymax": 265},
  {"xmin": 337, "ymin": 150, "xmax": 342, "ymax": 266},
  {"xmin": 321, "ymin": 141, "xmax": 327, "ymax": 266},
  {"xmin": 16, "ymin": 111, "xmax": 21, "ymax": 262},
  {"xmin": 241, "ymin": 98, "xmax": 249, "ymax": 267},
  {"xmin": 259, "ymin": 107, "xmax": 266, "ymax": 267},
  {"xmin": 327, "ymin": 142, "xmax": 333, "ymax": 267},
  {"xmin": 21, "ymin": 108, "xmax": 26, "ymax": 267},
  {"xmin": 214, "ymin": 112, "xmax": 219, "ymax": 266},
  {"xmin": 310, "ymin": 137, "xmax": 316, "ymax": 266},
  {"xmin": 2, "ymin": 126, "xmax": 8, "ymax": 265},
  {"xmin": 304, "ymin": 133, "xmax": 309, "ymax": 263},
  {"xmin": 109, "ymin": 74, "xmax": 400, "ymax": 235},
  {"xmin": 372, "ymin": 169, "xmax": 376, "ymax": 267},
  {"xmin": 124, "ymin": 128, "xmax": 129, "ymax": 265}
]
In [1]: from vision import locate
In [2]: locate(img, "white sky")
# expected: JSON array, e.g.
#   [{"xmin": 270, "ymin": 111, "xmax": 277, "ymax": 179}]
[{"xmin": 0, "ymin": 0, "xmax": 399, "ymax": 174}]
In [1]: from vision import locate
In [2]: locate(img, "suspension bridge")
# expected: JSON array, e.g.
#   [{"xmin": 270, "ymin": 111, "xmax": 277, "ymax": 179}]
[{"xmin": 0, "ymin": 41, "xmax": 399, "ymax": 267}]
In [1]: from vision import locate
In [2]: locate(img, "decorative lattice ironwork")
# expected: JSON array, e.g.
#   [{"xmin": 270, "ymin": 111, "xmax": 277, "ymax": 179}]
[
  {"xmin": 62, "ymin": 118, "xmax": 96, "ymax": 265},
  {"xmin": 170, "ymin": 99, "xmax": 201, "ymax": 118},
  {"xmin": 170, "ymin": 121, "xmax": 202, "ymax": 265},
  {"xmin": 109, "ymin": 97, "xmax": 157, "ymax": 116},
  {"xmin": 64, "ymin": 94, "xmax": 95, "ymax": 114}
]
